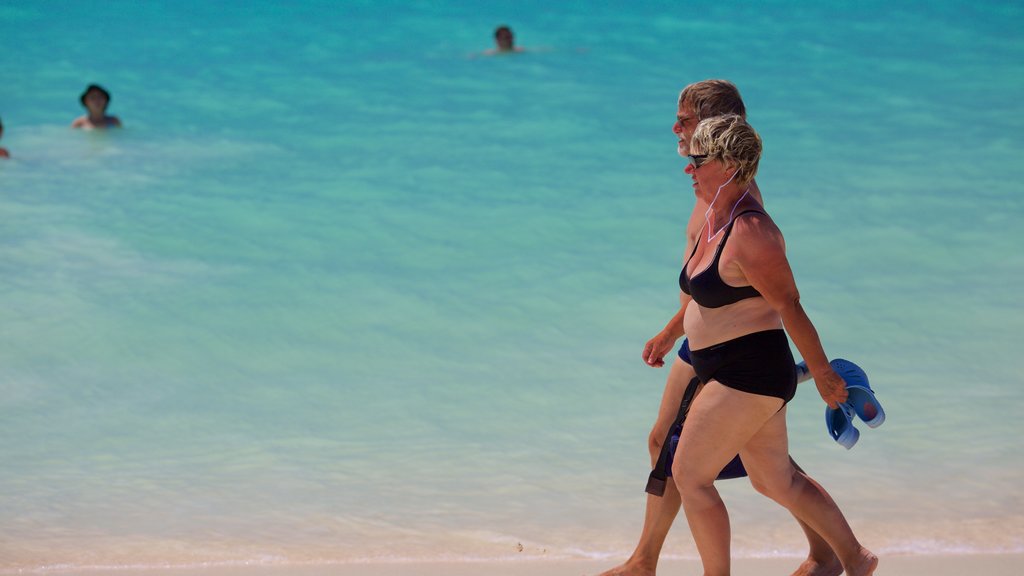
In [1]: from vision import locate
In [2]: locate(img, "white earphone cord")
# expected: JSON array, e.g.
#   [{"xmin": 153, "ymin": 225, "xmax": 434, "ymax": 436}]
[{"xmin": 704, "ymin": 171, "xmax": 749, "ymax": 242}]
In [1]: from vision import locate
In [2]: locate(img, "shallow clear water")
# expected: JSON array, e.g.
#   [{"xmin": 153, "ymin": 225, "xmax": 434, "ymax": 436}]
[{"xmin": 1, "ymin": 0, "xmax": 1023, "ymax": 570}]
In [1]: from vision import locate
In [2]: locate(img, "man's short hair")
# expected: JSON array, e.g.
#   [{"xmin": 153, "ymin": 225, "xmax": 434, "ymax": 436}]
[{"xmin": 679, "ymin": 80, "xmax": 746, "ymax": 121}]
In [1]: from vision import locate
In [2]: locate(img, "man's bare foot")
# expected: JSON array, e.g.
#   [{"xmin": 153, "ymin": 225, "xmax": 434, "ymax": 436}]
[
  {"xmin": 596, "ymin": 560, "xmax": 656, "ymax": 576},
  {"xmin": 844, "ymin": 547, "xmax": 879, "ymax": 576},
  {"xmin": 790, "ymin": 554, "xmax": 843, "ymax": 576}
]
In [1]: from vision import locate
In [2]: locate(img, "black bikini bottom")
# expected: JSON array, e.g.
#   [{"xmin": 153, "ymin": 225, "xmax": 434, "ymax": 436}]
[
  {"xmin": 690, "ymin": 329, "xmax": 797, "ymax": 403},
  {"xmin": 645, "ymin": 330, "xmax": 797, "ymax": 496}
]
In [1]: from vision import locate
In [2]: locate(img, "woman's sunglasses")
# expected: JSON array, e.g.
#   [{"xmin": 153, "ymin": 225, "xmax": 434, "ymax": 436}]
[{"xmin": 687, "ymin": 154, "xmax": 709, "ymax": 169}]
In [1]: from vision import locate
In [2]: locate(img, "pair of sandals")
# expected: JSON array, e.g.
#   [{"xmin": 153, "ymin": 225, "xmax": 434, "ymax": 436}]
[{"xmin": 824, "ymin": 358, "xmax": 886, "ymax": 449}]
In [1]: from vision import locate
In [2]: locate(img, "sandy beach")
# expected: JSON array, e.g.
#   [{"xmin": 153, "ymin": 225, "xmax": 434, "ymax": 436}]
[{"xmin": 63, "ymin": 554, "xmax": 1023, "ymax": 576}]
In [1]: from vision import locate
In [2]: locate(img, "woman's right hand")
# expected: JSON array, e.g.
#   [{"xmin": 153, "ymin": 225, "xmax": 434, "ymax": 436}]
[
  {"xmin": 642, "ymin": 331, "xmax": 677, "ymax": 368},
  {"xmin": 814, "ymin": 366, "xmax": 849, "ymax": 409}
]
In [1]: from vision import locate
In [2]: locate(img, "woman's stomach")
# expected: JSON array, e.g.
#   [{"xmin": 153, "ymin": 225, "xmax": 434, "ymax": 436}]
[{"xmin": 684, "ymin": 297, "xmax": 783, "ymax": 351}]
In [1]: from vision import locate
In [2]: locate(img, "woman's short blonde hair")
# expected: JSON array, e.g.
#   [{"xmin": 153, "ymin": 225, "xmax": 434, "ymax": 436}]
[{"xmin": 691, "ymin": 114, "xmax": 762, "ymax": 187}]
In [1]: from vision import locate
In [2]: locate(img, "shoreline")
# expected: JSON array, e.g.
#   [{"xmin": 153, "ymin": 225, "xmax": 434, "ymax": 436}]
[{"xmin": 18, "ymin": 553, "xmax": 1023, "ymax": 576}]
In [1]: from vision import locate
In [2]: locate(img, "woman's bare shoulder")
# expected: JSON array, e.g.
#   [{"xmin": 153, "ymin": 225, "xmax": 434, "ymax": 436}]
[{"xmin": 732, "ymin": 210, "xmax": 785, "ymax": 253}]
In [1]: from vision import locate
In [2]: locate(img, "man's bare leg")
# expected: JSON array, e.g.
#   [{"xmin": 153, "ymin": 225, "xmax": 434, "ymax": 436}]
[{"xmin": 597, "ymin": 358, "xmax": 692, "ymax": 576}]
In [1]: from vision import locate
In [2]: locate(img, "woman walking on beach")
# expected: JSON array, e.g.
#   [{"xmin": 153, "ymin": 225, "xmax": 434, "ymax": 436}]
[
  {"xmin": 672, "ymin": 114, "xmax": 877, "ymax": 576},
  {"xmin": 599, "ymin": 80, "xmax": 844, "ymax": 576}
]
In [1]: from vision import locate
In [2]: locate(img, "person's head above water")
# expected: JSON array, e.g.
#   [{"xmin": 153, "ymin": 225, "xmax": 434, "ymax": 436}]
[
  {"xmin": 73, "ymin": 83, "xmax": 121, "ymax": 129},
  {"xmin": 494, "ymin": 25, "xmax": 515, "ymax": 52},
  {"xmin": 674, "ymin": 79, "xmax": 746, "ymax": 157},
  {"xmin": 689, "ymin": 114, "xmax": 762, "ymax": 188},
  {"xmin": 80, "ymin": 84, "xmax": 112, "ymax": 113}
]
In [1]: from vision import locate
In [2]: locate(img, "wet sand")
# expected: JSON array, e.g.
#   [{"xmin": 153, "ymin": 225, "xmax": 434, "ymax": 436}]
[{"xmin": 65, "ymin": 553, "xmax": 1024, "ymax": 576}]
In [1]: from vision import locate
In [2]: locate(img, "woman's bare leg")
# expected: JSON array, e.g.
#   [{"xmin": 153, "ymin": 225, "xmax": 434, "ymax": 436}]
[
  {"xmin": 600, "ymin": 361, "xmax": 842, "ymax": 576},
  {"xmin": 673, "ymin": 382, "xmax": 784, "ymax": 576},
  {"xmin": 789, "ymin": 460, "xmax": 843, "ymax": 576},
  {"xmin": 741, "ymin": 407, "xmax": 878, "ymax": 575}
]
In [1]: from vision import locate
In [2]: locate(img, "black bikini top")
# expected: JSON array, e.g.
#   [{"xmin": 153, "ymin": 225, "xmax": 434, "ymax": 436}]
[{"xmin": 679, "ymin": 210, "xmax": 764, "ymax": 309}]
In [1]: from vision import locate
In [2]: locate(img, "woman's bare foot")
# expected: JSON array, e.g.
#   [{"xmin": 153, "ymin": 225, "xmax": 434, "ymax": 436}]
[
  {"xmin": 790, "ymin": 554, "xmax": 843, "ymax": 576},
  {"xmin": 596, "ymin": 560, "xmax": 656, "ymax": 576}
]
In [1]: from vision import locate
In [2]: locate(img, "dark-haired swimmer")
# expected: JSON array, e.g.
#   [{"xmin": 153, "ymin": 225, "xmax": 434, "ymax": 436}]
[
  {"xmin": 483, "ymin": 25, "xmax": 524, "ymax": 55},
  {"xmin": 72, "ymin": 84, "xmax": 122, "ymax": 129}
]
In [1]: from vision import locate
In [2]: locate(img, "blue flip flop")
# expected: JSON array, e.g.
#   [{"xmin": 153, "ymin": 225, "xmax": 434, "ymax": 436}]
[
  {"xmin": 830, "ymin": 358, "xmax": 885, "ymax": 428},
  {"xmin": 823, "ymin": 358, "xmax": 885, "ymax": 448},
  {"xmin": 846, "ymin": 385, "xmax": 885, "ymax": 428},
  {"xmin": 795, "ymin": 360, "xmax": 811, "ymax": 383},
  {"xmin": 826, "ymin": 403, "xmax": 859, "ymax": 450}
]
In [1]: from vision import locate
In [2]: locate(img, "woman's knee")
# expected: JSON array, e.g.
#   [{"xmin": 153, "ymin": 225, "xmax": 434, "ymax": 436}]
[
  {"xmin": 747, "ymin": 468, "xmax": 797, "ymax": 504},
  {"xmin": 671, "ymin": 458, "xmax": 715, "ymax": 497},
  {"xmin": 747, "ymin": 473, "xmax": 773, "ymax": 498}
]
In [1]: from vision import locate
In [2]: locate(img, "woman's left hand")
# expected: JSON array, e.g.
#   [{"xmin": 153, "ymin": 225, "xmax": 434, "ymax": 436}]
[{"xmin": 814, "ymin": 367, "xmax": 849, "ymax": 409}]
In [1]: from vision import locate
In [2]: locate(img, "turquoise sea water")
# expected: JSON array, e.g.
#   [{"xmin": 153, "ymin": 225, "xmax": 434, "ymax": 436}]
[{"xmin": 1, "ymin": 0, "xmax": 1023, "ymax": 571}]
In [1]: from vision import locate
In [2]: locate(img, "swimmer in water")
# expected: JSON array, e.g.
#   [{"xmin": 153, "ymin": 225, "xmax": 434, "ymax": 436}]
[
  {"xmin": 0, "ymin": 117, "xmax": 9, "ymax": 158},
  {"xmin": 484, "ymin": 25, "xmax": 524, "ymax": 55},
  {"xmin": 72, "ymin": 84, "xmax": 122, "ymax": 129}
]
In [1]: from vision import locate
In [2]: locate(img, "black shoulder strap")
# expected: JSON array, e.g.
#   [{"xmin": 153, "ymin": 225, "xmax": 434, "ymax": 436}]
[{"xmin": 720, "ymin": 209, "xmax": 765, "ymax": 244}]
